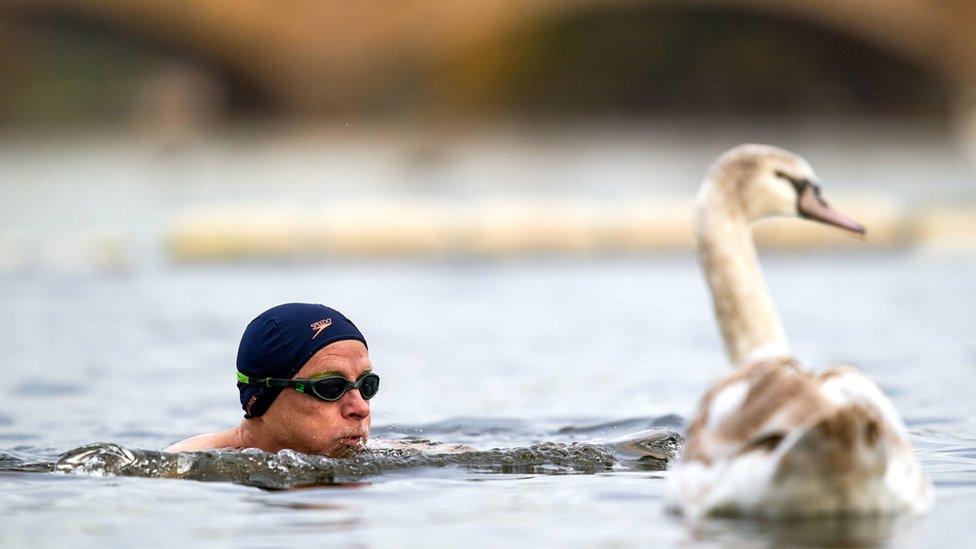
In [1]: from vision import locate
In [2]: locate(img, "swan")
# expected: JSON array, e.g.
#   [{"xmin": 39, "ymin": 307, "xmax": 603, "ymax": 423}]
[{"xmin": 665, "ymin": 144, "xmax": 932, "ymax": 518}]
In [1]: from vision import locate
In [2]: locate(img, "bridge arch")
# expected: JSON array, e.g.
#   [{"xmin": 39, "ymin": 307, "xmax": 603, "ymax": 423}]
[
  {"xmin": 2, "ymin": 1, "xmax": 972, "ymax": 122},
  {"xmin": 437, "ymin": 2, "xmax": 955, "ymax": 119}
]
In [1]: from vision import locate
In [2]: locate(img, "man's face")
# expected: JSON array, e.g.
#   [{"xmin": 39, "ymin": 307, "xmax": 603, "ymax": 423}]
[{"xmin": 259, "ymin": 339, "xmax": 373, "ymax": 456}]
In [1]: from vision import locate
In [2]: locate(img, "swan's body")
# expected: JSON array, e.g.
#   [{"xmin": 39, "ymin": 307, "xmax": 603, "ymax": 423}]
[{"xmin": 666, "ymin": 144, "xmax": 931, "ymax": 518}]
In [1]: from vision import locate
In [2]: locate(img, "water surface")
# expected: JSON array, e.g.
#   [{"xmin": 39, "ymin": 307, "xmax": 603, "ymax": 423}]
[{"xmin": 1, "ymin": 254, "xmax": 975, "ymax": 547}]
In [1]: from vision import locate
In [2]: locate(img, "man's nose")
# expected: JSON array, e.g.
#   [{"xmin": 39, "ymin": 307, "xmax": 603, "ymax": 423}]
[{"xmin": 340, "ymin": 388, "xmax": 370, "ymax": 420}]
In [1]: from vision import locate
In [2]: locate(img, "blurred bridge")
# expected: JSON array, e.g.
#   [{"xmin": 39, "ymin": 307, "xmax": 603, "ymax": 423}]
[{"xmin": 4, "ymin": 0, "xmax": 976, "ymax": 117}]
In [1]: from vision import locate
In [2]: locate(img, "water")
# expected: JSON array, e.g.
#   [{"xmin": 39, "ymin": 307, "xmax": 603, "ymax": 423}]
[{"xmin": 1, "ymin": 253, "xmax": 975, "ymax": 546}]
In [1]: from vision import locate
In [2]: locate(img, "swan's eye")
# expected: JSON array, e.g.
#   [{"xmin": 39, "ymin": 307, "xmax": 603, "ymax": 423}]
[{"xmin": 774, "ymin": 170, "xmax": 810, "ymax": 194}]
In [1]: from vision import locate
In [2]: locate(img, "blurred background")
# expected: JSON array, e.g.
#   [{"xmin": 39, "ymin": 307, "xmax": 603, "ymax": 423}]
[
  {"xmin": 1, "ymin": 0, "xmax": 975, "ymax": 270},
  {"xmin": 2, "ymin": 5, "xmax": 976, "ymax": 546}
]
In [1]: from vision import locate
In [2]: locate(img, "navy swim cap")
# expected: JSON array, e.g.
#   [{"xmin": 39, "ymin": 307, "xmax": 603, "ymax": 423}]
[{"xmin": 237, "ymin": 303, "xmax": 368, "ymax": 418}]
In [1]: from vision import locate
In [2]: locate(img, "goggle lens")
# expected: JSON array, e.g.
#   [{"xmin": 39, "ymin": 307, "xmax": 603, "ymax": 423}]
[
  {"xmin": 311, "ymin": 373, "xmax": 380, "ymax": 401},
  {"xmin": 358, "ymin": 374, "xmax": 380, "ymax": 399},
  {"xmin": 313, "ymin": 377, "xmax": 352, "ymax": 400}
]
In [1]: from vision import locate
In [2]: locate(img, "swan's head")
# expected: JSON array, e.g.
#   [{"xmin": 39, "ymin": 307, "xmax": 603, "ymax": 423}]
[{"xmin": 704, "ymin": 144, "xmax": 865, "ymax": 235}]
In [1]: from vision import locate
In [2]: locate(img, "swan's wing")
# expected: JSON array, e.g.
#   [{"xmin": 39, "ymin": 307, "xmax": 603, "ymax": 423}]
[{"xmin": 682, "ymin": 358, "xmax": 825, "ymax": 463}]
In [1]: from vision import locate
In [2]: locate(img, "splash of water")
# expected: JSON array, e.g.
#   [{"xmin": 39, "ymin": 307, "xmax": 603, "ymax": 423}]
[{"xmin": 37, "ymin": 428, "xmax": 681, "ymax": 489}]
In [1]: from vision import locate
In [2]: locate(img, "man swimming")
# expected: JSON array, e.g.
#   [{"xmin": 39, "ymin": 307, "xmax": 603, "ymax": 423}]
[
  {"xmin": 165, "ymin": 303, "xmax": 376, "ymax": 457},
  {"xmin": 164, "ymin": 302, "xmax": 679, "ymax": 463}
]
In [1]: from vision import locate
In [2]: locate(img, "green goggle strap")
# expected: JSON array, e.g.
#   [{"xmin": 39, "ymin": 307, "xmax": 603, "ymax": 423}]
[{"xmin": 236, "ymin": 372, "xmax": 307, "ymax": 393}]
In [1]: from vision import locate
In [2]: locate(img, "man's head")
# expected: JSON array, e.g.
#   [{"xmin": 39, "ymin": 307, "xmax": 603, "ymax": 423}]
[{"xmin": 236, "ymin": 303, "xmax": 374, "ymax": 456}]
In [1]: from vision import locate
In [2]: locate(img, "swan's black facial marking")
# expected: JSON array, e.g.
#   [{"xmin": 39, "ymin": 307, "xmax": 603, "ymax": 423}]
[
  {"xmin": 774, "ymin": 169, "xmax": 812, "ymax": 195},
  {"xmin": 774, "ymin": 170, "xmax": 826, "ymax": 217}
]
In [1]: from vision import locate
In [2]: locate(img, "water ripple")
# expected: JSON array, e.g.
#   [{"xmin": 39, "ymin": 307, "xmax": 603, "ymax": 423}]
[{"xmin": 0, "ymin": 428, "xmax": 682, "ymax": 489}]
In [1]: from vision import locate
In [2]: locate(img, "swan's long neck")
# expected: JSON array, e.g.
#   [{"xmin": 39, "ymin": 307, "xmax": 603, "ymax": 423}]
[{"xmin": 695, "ymin": 182, "xmax": 791, "ymax": 367}]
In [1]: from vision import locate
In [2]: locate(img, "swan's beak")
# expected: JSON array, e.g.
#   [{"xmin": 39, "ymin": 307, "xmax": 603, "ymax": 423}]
[{"xmin": 797, "ymin": 184, "xmax": 867, "ymax": 237}]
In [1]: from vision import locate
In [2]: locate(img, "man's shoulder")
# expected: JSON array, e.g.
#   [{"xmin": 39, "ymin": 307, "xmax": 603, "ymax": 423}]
[{"xmin": 164, "ymin": 429, "xmax": 241, "ymax": 453}]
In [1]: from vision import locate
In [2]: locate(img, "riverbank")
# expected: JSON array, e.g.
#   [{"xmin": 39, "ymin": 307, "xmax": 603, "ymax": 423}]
[
  {"xmin": 2, "ymin": 121, "xmax": 973, "ymax": 272},
  {"xmin": 165, "ymin": 195, "xmax": 975, "ymax": 262}
]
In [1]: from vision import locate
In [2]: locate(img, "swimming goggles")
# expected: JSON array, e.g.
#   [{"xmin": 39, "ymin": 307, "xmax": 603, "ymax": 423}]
[{"xmin": 237, "ymin": 371, "xmax": 380, "ymax": 402}]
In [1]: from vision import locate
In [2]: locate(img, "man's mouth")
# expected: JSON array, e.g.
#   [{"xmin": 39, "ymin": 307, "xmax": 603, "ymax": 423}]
[{"xmin": 338, "ymin": 435, "xmax": 366, "ymax": 446}]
